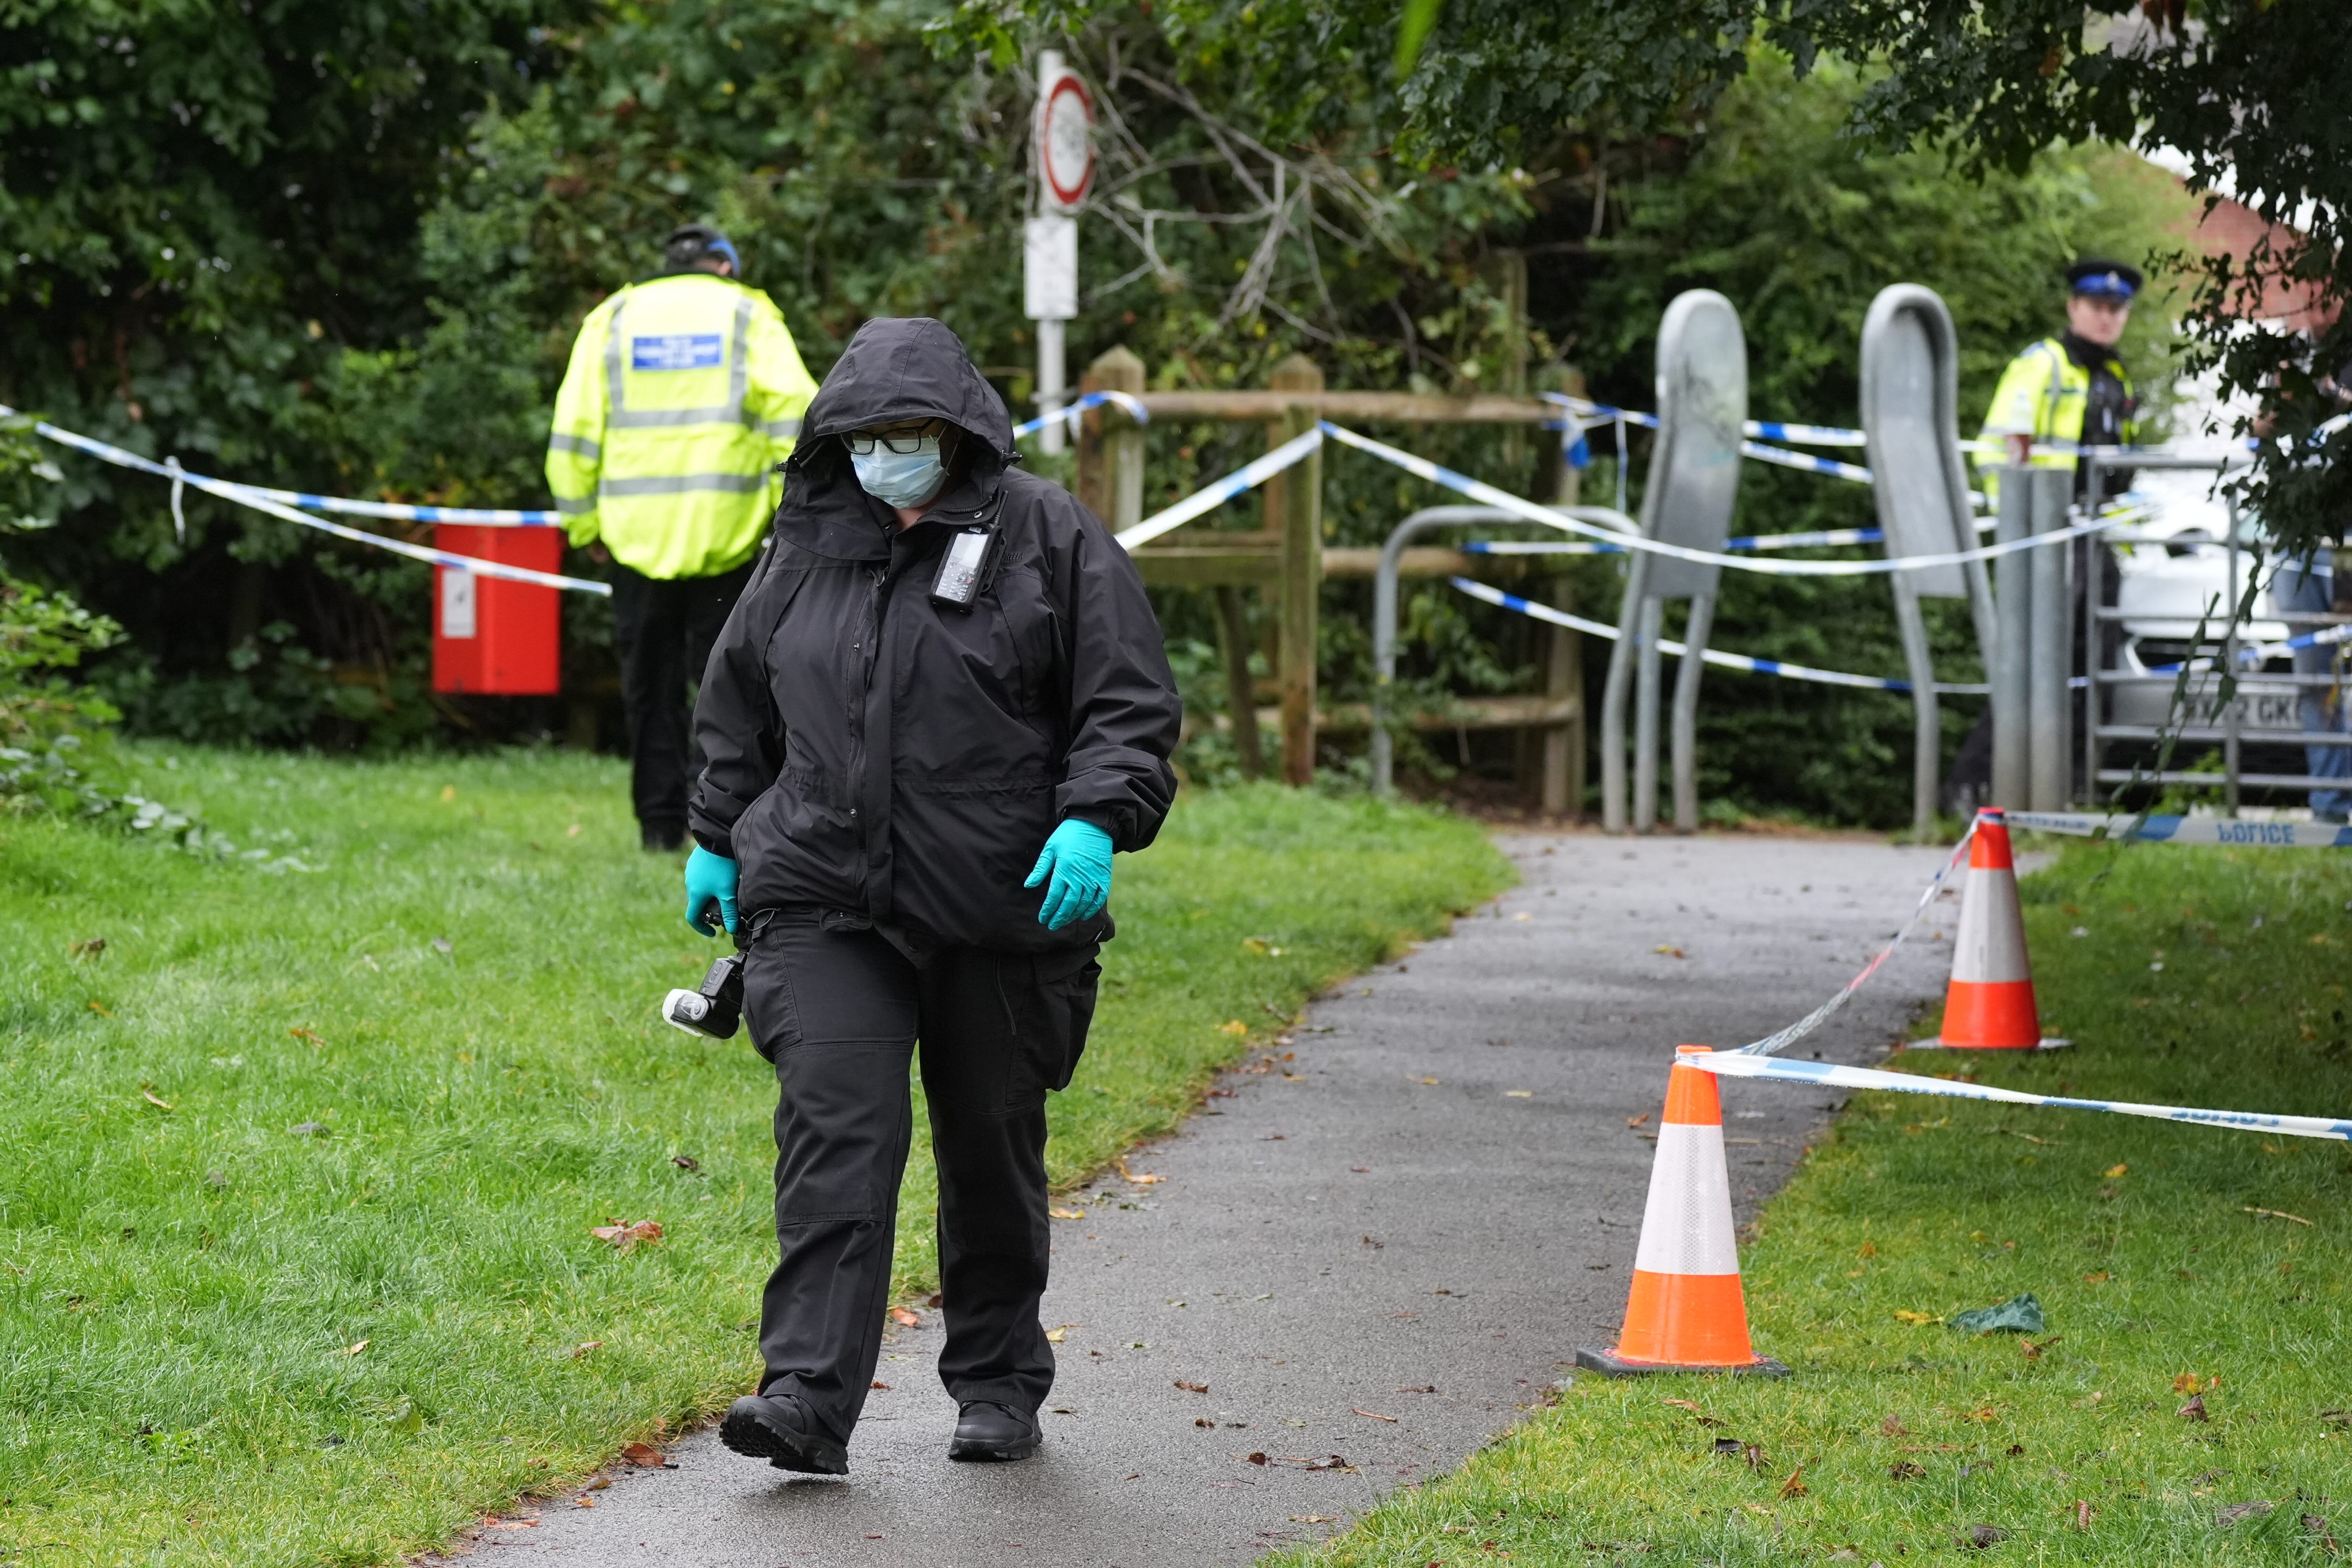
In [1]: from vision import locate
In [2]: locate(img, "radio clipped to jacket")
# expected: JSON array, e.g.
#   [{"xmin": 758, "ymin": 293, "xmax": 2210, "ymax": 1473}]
[{"xmin": 931, "ymin": 525, "xmax": 996, "ymax": 610}]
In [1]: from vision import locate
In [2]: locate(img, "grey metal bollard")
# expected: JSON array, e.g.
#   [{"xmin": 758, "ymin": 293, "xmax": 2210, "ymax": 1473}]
[
  {"xmin": 1990, "ymin": 467, "xmax": 2034, "ymax": 808},
  {"xmin": 2026, "ymin": 467, "xmax": 2074, "ymax": 811},
  {"xmin": 1858, "ymin": 285, "xmax": 1999, "ymax": 833},
  {"xmin": 1599, "ymin": 290, "xmax": 1745, "ymax": 833}
]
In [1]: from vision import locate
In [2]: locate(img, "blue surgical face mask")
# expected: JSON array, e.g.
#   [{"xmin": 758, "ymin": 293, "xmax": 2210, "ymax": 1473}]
[{"xmin": 850, "ymin": 436, "xmax": 945, "ymax": 509}]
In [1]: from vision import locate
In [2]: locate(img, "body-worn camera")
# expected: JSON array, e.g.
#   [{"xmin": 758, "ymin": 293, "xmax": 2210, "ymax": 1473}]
[{"xmin": 662, "ymin": 951, "xmax": 744, "ymax": 1039}]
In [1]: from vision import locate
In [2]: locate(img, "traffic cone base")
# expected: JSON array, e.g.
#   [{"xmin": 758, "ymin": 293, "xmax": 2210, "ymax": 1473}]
[
  {"xmin": 1578, "ymin": 1048, "xmax": 1790, "ymax": 1379},
  {"xmin": 1931, "ymin": 808, "xmax": 2065, "ymax": 1050}
]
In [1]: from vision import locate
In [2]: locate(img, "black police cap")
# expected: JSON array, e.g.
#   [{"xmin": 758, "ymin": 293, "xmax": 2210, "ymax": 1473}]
[{"xmin": 2066, "ymin": 258, "xmax": 2142, "ymax": 300}]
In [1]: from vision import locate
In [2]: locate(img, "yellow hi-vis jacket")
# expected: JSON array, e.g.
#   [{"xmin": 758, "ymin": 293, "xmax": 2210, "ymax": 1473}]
[
  {"xmin": 1974, "ymin": 336, "xmax": 2137, "ymax": 507},
  {"xmin": 546, "ymin": 273, "xmax": 819, "ymax": 580}
]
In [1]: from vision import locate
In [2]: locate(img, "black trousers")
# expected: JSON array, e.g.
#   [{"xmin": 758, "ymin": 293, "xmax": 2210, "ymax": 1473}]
[
  {"xmin": 609, "ymin": 560, "xmax": 754, "ymax": 841},
  {"xmin": 741, "ymin": 918, "xmax": 1101, "ymax": 1444}
]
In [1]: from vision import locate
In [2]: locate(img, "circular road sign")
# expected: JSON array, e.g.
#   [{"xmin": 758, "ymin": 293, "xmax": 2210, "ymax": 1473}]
[{"xmin": 1039, "ymin": 71, "xmax": 1095, "ymax": 213}]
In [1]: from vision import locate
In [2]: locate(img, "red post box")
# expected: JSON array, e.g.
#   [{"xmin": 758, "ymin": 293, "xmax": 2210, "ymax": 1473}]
[{"xmin": 431, "ymin": 524, "xmax": 564, "ymax": 695}]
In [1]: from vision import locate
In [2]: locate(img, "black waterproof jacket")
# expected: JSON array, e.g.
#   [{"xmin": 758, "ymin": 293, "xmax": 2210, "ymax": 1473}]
[{"xmin": 686, "ymin": 317, "xmax": 1181, "ymax": 953}]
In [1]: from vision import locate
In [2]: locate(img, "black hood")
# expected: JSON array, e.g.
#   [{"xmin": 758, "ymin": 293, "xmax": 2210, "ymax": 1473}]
[
  {"xmin": 776, "ymin": 317, "xmax": 1018, "ymax": 559},
  {"xmin": 799, "ymin": 316, "xmax": 1016, "ymax": 461}
]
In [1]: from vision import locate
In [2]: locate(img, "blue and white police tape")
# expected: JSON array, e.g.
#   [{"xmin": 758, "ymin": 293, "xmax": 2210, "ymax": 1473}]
[
  {"xmin": 1691, "ymin": 1049, "xmax": 2352, "ymax": 1143},
  {"xmin": 1447, "ymin": 577, "xmax": 1990, "ymax": 696},
  {"xmin": 1741, "ymin": 440, "xmax": 1873, "ymax": 484},
  {"xmin": 1114, "ymin": 425, "xmax": 1323, "ymax": 550},
  {"xmin": 1736, "ymin": 827, "xmax": 1980, "ymax": 1059},
  {"xmin": 2001, "ymin": 811, "xmax": 2352, "ymax": 849},
  {"xmin": 2148, "ymin": 621, "xmax": 2352, "ymax": 676},
  {"xmin": 1013, "ymin": 389, "xmax": 1150, "ymax": 441},
  {"xmin": 1465, "ymin": 526, "xmax": 1887, "ymax": 557},
  {"xmin": 9, "ymin": 409, "xmax": 566, "ymax": 527},
  {"xmin": 10, "ymin": 407, "xmax": 611, "ymax": 595},
  {"xmin": 1322, "ymin": 421, "xmax": 2127, "ymax": 578}
]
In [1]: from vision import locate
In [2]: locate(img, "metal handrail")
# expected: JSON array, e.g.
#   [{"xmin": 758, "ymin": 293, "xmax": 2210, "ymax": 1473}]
[{"xmin": 1369, "ymin": 503, "xmax": 1636, "ymax": 794}]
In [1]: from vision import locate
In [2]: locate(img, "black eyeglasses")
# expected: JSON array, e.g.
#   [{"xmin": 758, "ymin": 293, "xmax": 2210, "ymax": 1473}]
[{"xmin": 846, "ymin": 425, "xmax": 940, "ymax": 455}]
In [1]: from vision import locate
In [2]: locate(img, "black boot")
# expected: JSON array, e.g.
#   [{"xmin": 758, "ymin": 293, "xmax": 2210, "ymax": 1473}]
[
  {"xmin": 949, "ymin": 1400, "xmax": 1040, "ymax": 1462},
  {"xmin": 720, "ymin": 1390, "xmax": 849, "ymax": 1475}
]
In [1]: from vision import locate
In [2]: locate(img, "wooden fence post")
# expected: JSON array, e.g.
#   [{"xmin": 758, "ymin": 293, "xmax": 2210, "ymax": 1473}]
[
  {"xmin": 1267, "ymin": 353, "xmax": 1324, "ymax": 785},
  {"xmin": 1076, "ymin": 346, "xmax": 1146, "ymax": 528}
]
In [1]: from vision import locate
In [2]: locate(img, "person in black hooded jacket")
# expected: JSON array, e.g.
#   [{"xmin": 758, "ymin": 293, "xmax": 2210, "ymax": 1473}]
[{"xmin": 682, "ymin": 317, "xmax": 1181, "ymax": 1475}]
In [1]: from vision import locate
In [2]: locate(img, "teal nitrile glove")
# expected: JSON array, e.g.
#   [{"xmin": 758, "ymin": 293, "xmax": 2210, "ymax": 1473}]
[
  {"xmin": 1024, "ymin": 819, "xmax": 1114, "ymax": 931},
  {"xmin": 683, "ymin": 845, "xmax": 739, "ymax": 937}
]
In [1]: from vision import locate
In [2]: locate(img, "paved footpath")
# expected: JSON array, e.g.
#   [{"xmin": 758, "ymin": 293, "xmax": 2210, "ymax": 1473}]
[{"xmin": 473, "ymin": 831, "xmax": 1955, "ymax": 1568}]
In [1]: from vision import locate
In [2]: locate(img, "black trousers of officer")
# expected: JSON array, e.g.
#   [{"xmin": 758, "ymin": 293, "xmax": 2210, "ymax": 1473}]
[
  {"xmin": 609, "ymin": 560, "xmax": 754, "ymax": 845},
  {"xmin": 741, "ymin": 917, "xmax": 1100, "ymax": 1445}
]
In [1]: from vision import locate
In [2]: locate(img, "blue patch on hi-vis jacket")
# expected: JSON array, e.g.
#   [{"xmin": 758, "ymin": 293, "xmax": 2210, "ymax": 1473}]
[{"xmin": 631, "ymin": 334, "xmax": 724, "ymax": 372}]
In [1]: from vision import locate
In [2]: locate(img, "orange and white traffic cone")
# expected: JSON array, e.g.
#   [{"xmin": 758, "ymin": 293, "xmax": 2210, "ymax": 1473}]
[
  {"xmin": 1928, "ymin": 807, "xmax": 2065, "ymax": 1050},
  {"xmin": 1578, "ymin": 1046, "xmax": 1787, "ymax": 1377}
]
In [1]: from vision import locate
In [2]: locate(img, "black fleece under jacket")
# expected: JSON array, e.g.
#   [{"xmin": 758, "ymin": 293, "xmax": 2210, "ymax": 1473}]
[{"xmin": 686, "ymin": 316, "xmax": 1181, "ymax": 953}]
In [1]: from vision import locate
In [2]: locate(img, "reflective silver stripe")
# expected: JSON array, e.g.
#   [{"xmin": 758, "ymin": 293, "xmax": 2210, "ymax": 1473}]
[
  {"xmin": 731, "ymin": 295, "xmax": 753, "ymax": 427},
  {"xmin": 608, "ymin": 405, "xmax": 745, "ymax": 429},
  {"xmin": 548, "ymin": 432, "xmax": 600, "ymax": 459},
  {"xmin": 604, "ymin": 294, "xmax": 628, "ymax": 414},
  {"xmin": 555, "ymin": 495, "xmax": 597, "ymax": 515},
  {"xmin": 762, "ymin": 417, "xmax": 803, "ymax": 441},
  {"xmin": 600, "ymin": 472, "xmax": 770, "ymax": 497}
]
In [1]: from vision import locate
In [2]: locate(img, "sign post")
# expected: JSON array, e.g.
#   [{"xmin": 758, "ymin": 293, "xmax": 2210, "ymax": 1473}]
[{"xmin": 1026, "ymin": 50, "xmax": 1092, "ymax": 455}]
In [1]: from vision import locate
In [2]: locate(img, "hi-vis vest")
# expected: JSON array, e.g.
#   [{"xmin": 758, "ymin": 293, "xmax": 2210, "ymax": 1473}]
[
  {"xmin": 1975, "ymin": 336, "xmax": 2137, "ymax": 505},
  {"xmin": 546, "ymin": 273, "xmax": 819, "ymax": 580}
]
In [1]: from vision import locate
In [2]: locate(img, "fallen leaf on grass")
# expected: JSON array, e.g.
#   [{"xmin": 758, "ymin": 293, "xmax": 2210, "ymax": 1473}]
[
  {"xmin": 566, "ymin": 823, "xmax": 583, "ymax": 837},
  {"xmin": 1888, "ymin": 1461, "xmax": 1926, "ymax": 1480},
  {"xmin": 1217, "ymin": 1020, "xmax": 1248, "ymax": 1037},
  {"xmin": 1958, "ymin": 1523, "xmax": 2010, "ymax": 1549},
  {"xmin": 288, "ymin": 1121, "xmax": 327, "ymax": 1137},
  {"xmin": 2172, "ymin": 1372, "xmax": 2209, "ymax": 1394},
  {"xmin": 1713, "ymin": 1438, "xmax": 1745, "ymax": 1457},
  {"xmin": 2070, "ymin": 1501, "xmax": 2094, "ymax": 1529},
  {"xmin": 589, "ymin": 1220, "xmax": 662, "ymax": 1253},
  {"xmin": 2244, "ymin": 1206, "xmax": 2314, "ymax": 1226},
  {"xmin": 2081, "ymin": 1271, "xmax": 2110, "ymax": 1284},
  {"xmin": 431, "ymin": 938, "xmax": 453, "ymax": 955},
  {"xmin": 70, "ymin": 937, "xmax": 106, "ymax": 959},
  {"xmin": 140, "ymin": 1089, "xmax": 174, "ymax": 1112},
  {"xmin": 888, "ymin": 1307, "xmax": 920, "ymax": 1327},
  {"xmin": 618, "ymin": 1442, "xmax": 665, "ymax": 1467},
  {"xmin": 570, "ymin": 1341, "xmax": 601, "ymax": 1359},
  {"xmin": 341, "ymin": 1340, "xmax": 370, "ymax": 1356},
  {"xmin": 1175, "ymin": 1381, "xmax": 1209, "ymax": 1393},
  {"xmin": 1778, "ymin": 1464, "xmax": 1808, "ymax": 1499},
  {"xmin": 1241, "ymin": 937, "xmax": 1286, "ymax": 957},
  {"xmin": 2179, "ymin": 1393, "xmax": 2210, "ymax": 1421},
  {"xmin": 1881, "ymin": 1416, "xmax": 1908, "ymax": 1436},
  {"xmin": 289, "ymin": 1027, "xmax": 327, "ymax": 1048},
  {"xmin": 87, "ymin": 1000, "xmax": 112, "ymax": 1016},
  {"xmin": 669, "ymin": 1154, "xmax": 700, "ymax": 1173},
  {"xmin": 2103, "ymin": 1163, "xmax": 2128, "ymax": 1178},
  {"xmin": 2021, "ymin": 1336, "xmax": 2061, "ymax": 1361},
  {"xmin": 1352, "ymin": 1409, "xmax": 1397, "ymax": 1422},
  {"xmin": 2303, "ymin": 1514, "xmax": 2339, "ymax": 1551},
  {"xmin": 2217, "ymin": 1500, "xmax": 2274, "ymax": 1526},
  {"xmin": 1893, "ymin": 1310, "xmax": 1941, "ymax": 1325}
]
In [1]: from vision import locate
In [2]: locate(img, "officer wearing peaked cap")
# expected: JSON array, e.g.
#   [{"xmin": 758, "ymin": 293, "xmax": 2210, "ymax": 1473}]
[
  {"xmin": 1978, "ymin": 257, "xmax": 2144, "ymax": 505},
  {"xmin": 546, "ymin": 224, "xmax": 819, "ymax": 851}
]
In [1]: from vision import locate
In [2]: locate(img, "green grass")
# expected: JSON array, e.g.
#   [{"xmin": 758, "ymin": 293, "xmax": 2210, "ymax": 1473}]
[
  {"xmin": 0, "ymin": 749, "xmax": 1510, "ymax": 1567},
  {"xmin": 1277, "ymin": 838, "xmax": 2352, "ymax": 1567}
]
